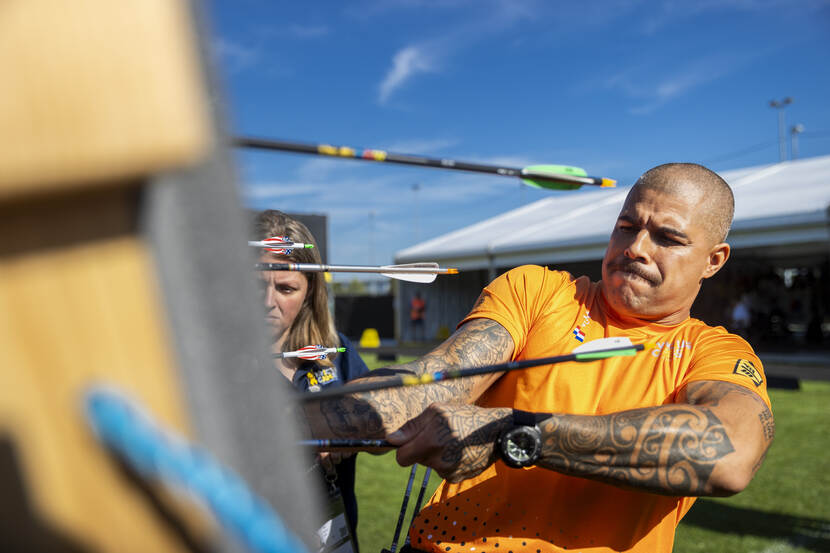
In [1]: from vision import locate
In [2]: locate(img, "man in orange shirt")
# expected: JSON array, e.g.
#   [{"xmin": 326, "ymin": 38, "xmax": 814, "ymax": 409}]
[{"xmin": 305, "ymin": 163, "xmax": 774, "ymax": 552}]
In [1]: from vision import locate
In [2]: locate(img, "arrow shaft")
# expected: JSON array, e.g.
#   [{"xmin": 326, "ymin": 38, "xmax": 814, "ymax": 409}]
[
  {"xmin": 234, "ymin": 136, "xmax": 606, "ymax": 187},
  {"xmin": 298, "ymin": 439, "xmax": 392, "ymax": 448},
  {"xmin": 249, "ymin": 241, "xmax": 313, "ymax": 249},
  {"xmin": 389, "ymin": 465, "xmax": 418, "ymax": 553},
  {"xmin": 275, "ymin": 347, "xmax": 342, "ymax": 359},
  {"xmin": 404, "ymin": 467, "xmax": 432, "ymax": 547},
  {"xmin": 256, "ymin": 263, "xmax": 455, "ymax": 275},
  {"xmin": 301, "ymin": 344, "xmax": 647, "ymax": 402}
]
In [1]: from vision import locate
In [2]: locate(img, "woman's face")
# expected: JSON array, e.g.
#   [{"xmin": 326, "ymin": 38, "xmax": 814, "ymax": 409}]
[{"xmin": 260, "ymin": 258, "xmax": 309, "ymax": 341}]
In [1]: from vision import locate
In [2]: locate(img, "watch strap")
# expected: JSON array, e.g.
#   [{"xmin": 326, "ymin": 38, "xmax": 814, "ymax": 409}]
[{"xmin": 511, "ymin": 409, "xmax": 547, "ymax": 427}]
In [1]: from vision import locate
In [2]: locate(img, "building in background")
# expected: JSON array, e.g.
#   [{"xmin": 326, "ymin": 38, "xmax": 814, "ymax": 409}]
[{"xmin": 394, "ymin": 156, "xmax": 830, "ymax": 366}]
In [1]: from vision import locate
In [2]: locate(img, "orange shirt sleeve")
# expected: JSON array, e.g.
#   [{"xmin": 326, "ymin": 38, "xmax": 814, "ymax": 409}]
[
  {"xmin": 682, "ymin": 328, "xmax": 771, "ymax": 409},
  {"xmin": 458, "ymin": 265, "xmax": 572, "ymax": 357}
]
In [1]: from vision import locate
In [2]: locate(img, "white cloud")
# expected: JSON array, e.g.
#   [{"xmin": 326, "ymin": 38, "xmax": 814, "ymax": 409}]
[
  {"xmin": 631, "ymin": 65, "xmax": 733, "ymax": 114},
  {"xmin": 375, "ymin": 0, "xmax": 538, "ymax": 105},
  {"xmin": 588, "ymin": 52, "xmax": 757, "ymax": 115},
  {"xmin": 378, "ymin": 46, "xmax": 436, "ymax": 104},
  {"xmin": 211, "ymin": 38, "xmax": 258, "ymax": 73}
]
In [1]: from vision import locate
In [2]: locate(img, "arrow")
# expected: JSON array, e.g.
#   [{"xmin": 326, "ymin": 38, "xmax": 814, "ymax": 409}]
[
  {"xmin": 234, "ymin": 136, "xmax": 616, "ymax": 191},
  {"xmin": 388, "ymin": 465, "xmax": 418, "ymax": 553},
  {"xmin": 275, "ymin": 345, "xmax": 346, "ymax": 360},
  {"xmin": 298, "ymin": 439, "xmax": 392, "ymax": 448},
  {"xmin": 249, "ymin": 236, "xmax": 314, "ymax": 254},
  {"xmin": 255, "ymin": 262, "xmax": 459, "ymax": 284},
  {"xmin": 403, "ymin": 467, "xmax": 432, "ymax": 549},
  {"xmin": 301, "ymin": 341, "xmax": 655, "ymax": 402}
]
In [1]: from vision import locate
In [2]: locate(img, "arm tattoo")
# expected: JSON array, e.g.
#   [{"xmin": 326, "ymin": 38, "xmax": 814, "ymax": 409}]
[
  {"xmin": 398, "ymin": 318, "xmax": 513, "ymax": 378},
  {"xmin": 687, "ymin": 380, "xmax": 775, "ymax": 449},
  {"xmin": 438, "ymin": 407, "xmax": 511, "ymax": 480},
  {"xmin": 537, "ymin": 406, "xmax": 734, "ymax": 495},
  {"xmin": 318, "ymin": 319, "xmax": 513, "ymax": 438},
  {"xmin": 758, "ymin": 409, "xmax": 775, "ymax": 441},
  {"xmin": 535, "ymin": 380, "xmax": 773, "ymax": 496}
]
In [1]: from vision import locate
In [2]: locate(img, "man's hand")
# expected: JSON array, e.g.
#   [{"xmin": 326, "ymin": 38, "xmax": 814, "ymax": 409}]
[
  {"xmin": 304, "ymin": 318, "xmax": 514, "ymax": 443},
  {"xmin": 317, "ymin": 451, "xmax": 353, "ymax": 476},
  {"xmin": 387, "ymin": 403, "xmax": 512, "ymax": 483}
]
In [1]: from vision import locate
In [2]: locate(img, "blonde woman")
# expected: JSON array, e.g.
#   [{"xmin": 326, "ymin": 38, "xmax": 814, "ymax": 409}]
[{"xmin": 255, "ymin": 210, "xmax": 369, "ymax": 549}]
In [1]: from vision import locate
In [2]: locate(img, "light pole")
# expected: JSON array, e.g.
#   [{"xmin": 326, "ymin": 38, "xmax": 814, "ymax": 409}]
[
  {"xmin": 368, "ymin": 210, "xmax": 375, "ymax": 266},
  {"xmin": 769, "ymin": 97, "xmax": 793, "ymax": 162},
  {"xmin": 791, "ymin": 124, "xmax": 805, "ymax": 160}
]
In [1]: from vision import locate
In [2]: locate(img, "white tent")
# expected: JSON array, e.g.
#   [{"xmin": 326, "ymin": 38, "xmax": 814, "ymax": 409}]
[{"xmin": 396, "ymin": 155, "xmax": 830, "ymax": 271}]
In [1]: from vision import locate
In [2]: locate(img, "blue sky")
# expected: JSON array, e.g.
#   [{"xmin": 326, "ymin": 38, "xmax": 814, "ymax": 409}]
[{"xmin": 207, "ymin": 0, "xmax": 830, "ymax": 267}]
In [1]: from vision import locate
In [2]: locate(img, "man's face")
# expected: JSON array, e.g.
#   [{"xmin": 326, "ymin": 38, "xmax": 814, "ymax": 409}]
[{"xmin": 601, "ymin": 185, "xmax": 723, "ymax": 324}]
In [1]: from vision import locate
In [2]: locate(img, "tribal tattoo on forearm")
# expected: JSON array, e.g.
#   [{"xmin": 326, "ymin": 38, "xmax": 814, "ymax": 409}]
[
  {"xmin": 319, "ymin": 319, "xmax": 513, "ymax": 438},
  {"xmin": 535, "ymin": 380, "xmax": 773, "ymax": 496},
  {"xmin": 436, "ymin": 405, "xmax": 512, "ymax": 482},
  {"xmin": 537, "ymin": 406, "xmax": 735, "ymax": 496}
]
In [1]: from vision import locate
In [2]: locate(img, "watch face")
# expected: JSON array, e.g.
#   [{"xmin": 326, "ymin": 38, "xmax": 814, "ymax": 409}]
[{"xmin": 502, "ymin": 426, "xmax": 541, "ymax": 467}]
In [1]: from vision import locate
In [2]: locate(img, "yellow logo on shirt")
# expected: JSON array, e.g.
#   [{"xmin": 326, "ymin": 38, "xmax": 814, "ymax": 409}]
[{"xmin": 733, "ymin": 359, "xmax": 763, "ymax": 387}]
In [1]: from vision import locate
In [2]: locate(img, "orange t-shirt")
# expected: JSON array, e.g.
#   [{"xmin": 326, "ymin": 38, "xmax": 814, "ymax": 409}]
[{"xmin": 408, "ymin": 266, "xmax": 770, "ymax": 553}]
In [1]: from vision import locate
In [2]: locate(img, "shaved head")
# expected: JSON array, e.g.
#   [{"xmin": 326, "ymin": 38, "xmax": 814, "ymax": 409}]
[
  {"xmin": 602, "ymin": 162, "xmax": 734, "ymax": 324},
  {"xmin": 633, "ymin": 163, "xmax": 734, "ymax": 245}
]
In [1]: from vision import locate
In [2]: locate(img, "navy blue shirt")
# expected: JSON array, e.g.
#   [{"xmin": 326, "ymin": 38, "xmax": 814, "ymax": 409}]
[{"xmin": 292, "ymin": 333, "xmax": 369, "ymax": 544}]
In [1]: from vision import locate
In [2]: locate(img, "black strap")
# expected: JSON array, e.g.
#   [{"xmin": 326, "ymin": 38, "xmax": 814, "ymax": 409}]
[{"xmin": 512, "ymin": 409, "xmax": 549, "ymax": 426}]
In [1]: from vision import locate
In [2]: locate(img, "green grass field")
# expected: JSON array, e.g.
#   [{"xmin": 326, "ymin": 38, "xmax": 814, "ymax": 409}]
[{"xmin": 353, "ymin": 354, "xmax": 830, "ymax": 553}]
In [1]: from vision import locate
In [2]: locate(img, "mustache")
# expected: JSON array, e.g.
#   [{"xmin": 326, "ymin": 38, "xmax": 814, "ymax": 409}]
[{"xmin": 608, "ymin": 261, "xmax": 661, "ymax": 285}]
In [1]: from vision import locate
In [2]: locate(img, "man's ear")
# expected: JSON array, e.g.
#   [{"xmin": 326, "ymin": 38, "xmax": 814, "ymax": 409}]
[{"xmin": 702, "ymin": 242, "xmax": 730, "ymax": 279}]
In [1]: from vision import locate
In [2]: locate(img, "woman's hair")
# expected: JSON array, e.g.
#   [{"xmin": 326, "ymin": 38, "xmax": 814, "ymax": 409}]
[{"xmin": 254, "ymin": 210, "xmax": 338, "ymax": 364}]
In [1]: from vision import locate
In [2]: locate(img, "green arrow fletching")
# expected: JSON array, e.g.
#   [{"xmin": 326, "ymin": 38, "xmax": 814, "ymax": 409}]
[
  {"xmin": 520, "ymin": 164, "xmax": 588, "ymax": 190},
  {"xmin": 574, "ymin": 348, "xmax": 639, "ymax": 361}
]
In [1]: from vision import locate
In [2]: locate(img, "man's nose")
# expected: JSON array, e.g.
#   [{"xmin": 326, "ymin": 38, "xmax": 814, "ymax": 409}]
[{"xmin": 624, "ymin": 229, "xmax": 651, "ymax": 261}]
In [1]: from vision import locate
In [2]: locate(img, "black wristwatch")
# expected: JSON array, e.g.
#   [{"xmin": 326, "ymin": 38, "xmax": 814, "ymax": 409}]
[{"xmin": 498, "ymin": 410, "xmax": 543, "ymax": 468}]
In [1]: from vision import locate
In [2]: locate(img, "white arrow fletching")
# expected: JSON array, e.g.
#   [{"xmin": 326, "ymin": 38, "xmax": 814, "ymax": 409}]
[
  {"xmin": 380, "ymin": 271, "xmax": 437, "ymax": 283},
  {"xmin": 572, "ymin": 336, "xmax": 633, "ymax": 354},
  {"xmin": 379, "ymin": 262, "xmax": 440, "ymax": 283}
]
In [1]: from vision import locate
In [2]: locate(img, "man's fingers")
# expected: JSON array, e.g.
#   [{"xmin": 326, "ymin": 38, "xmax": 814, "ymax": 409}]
[
  {"xmin": 393, "ymin": 406, "xmax": 451, "ymax": 469},
  {"xmin": 327, "ymin": 451, "xmax": 353, "ymax": 464},
  {"xmin": 317, "ymin": 452, "xmax": 336, "ymax": 476},
  {"xmin": 387, "ymin": 410, "xmax": 429, "ymax": 446},
  {"xmin": 395, "ymin": 432, "xmax": 437, "ymax": 467},
  {"xmin": 393, "ymin": 420, "xmax": 432, "ymax": 466}
]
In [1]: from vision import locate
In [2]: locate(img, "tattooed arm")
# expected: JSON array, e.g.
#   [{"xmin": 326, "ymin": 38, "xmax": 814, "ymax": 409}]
[
  {"xmin": 534, "ymin": 380, "xmax": 774, "ymax": 496},
  {"xmin": 389, "ymin": 380, "xmax": 773, "ymax": 495},
  {"xmin": 303, "ymin": 318, "xmax": 514, "ymax": 440}
]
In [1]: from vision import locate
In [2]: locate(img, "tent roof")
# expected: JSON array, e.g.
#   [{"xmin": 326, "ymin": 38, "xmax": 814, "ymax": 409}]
[{"xmin": 395, "ymin": 155, "xmax": 830, "ymax": 269}]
